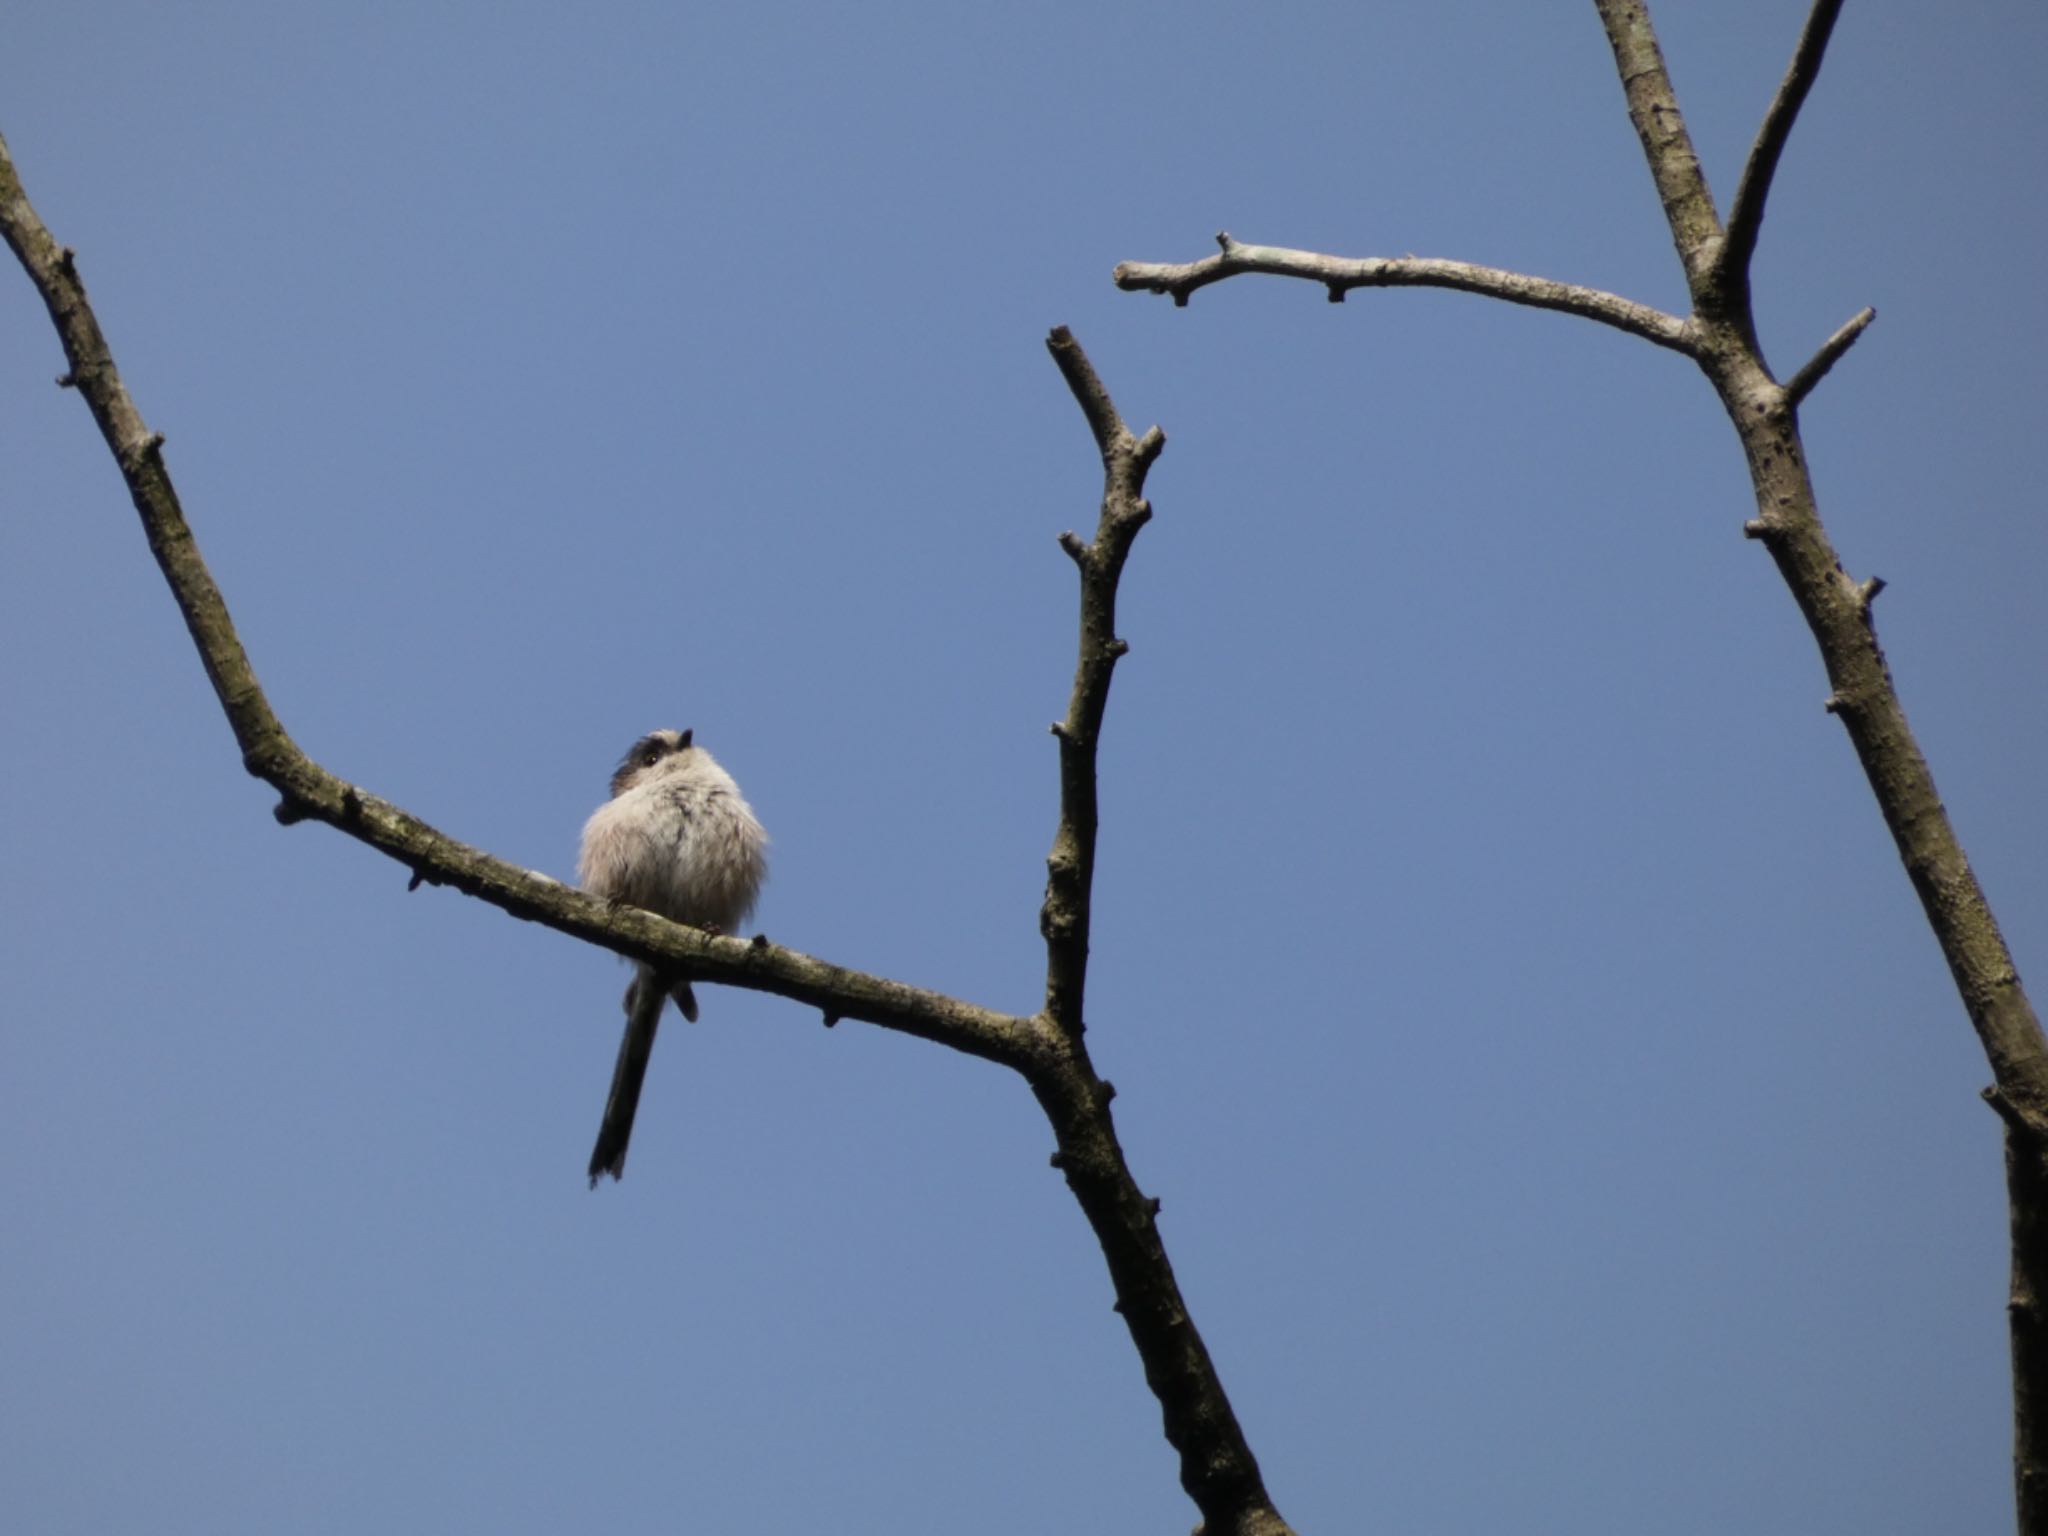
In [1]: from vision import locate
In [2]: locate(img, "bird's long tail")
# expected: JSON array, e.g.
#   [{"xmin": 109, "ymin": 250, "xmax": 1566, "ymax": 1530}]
[{"xmin": 587, "ymin": 964, "xmax": 680, "ymax": 1187}]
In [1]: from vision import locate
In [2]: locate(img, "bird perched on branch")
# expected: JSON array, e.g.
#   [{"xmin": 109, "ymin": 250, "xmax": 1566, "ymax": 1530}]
[{"xmin": 578, "ymin": 728, "xmax": 767, "ymax": 1187}]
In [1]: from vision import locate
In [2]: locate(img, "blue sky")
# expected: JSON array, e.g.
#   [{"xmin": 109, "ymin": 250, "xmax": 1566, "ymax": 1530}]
[{"xmin": 3, "ymin": 3, "xmax": 2044, "ymax": 1532}]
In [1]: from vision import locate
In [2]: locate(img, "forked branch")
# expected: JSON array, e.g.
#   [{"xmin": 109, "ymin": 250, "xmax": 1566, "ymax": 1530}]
[
  {"xmin": 1115, "ymin": 2, "xmax": 2045, "ymax": 1527},
  {"xmin": 2, "ymin": 127, "xmax": 1294, "ymax": 1536}
]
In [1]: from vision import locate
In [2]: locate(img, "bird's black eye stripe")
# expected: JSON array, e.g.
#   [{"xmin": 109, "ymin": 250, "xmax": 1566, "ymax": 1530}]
[
  {"xmin": 610, "ymin": 729, "xmax": 695, "ymax": 796},
  {"xmin": 613, "ymin": 733, "xmax": 669, "ymax": 789}
]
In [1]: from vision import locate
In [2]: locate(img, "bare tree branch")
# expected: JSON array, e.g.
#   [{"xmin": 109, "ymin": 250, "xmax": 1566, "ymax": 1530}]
[
  {"xmin": 1721, "ymin": 0, "xmax": 1848, "ymax": 294},
  {"xmin": 1784, "ymin": 305, "xmax": 1875, "ymax": 408},
  {"xmin": 0, "ymin": 127, "xmax": 1030, "ymax": 1076},
  {"xmin": 1114, "ymin": 231, "xmax": 1694, "ymax": 354},
  {"xmin": 1112, "ymin": 3, "xmax": 2045, "ymax": 1524},
  {"xmin": 1591, "ymin": 0, "xmax": 1726, "ymax": 298},
  {"xmin": 2, "ymin": 130, "xmax": 1293, "ymax": 1536},
  {"xmin": 1574, "ymin": 11, "xmax": 2048, "ymax": 1516},
  {"xmin": 1040, "ymin": 325, "xmax": 1159, "ymax": 1036},
  {"xmin": 1580, "ymin": 3, "xmax": 2046, "ymax": 1093},
  {"xmin": 1032, "ymin": 327, "xmax": 1293, "ymax": 1536}
]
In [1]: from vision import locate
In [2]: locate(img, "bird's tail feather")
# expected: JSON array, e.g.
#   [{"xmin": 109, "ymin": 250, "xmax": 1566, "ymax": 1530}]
[{"xmin": 587, "ymin": 965, "xmax": 672, "ymax": 1187}]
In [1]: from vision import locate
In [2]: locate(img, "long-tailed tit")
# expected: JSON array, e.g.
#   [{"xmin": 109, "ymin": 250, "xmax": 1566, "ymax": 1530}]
[{"xmin": 578, "ymin": 728, "xmax": 767, "ymax": 1187}]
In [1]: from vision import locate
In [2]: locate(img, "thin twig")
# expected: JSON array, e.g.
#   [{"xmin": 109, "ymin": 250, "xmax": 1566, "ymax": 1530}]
[
  {"xmin": 1114, "ymin": 232, "xmax": 1694, "ymax": 355},
  {"xmin": 1722, "ymin": 0, "xmax": 1848, "ymax": 292},
  {"xmin": 1784, "ymin": 305, "xmax": 1875, "ymax": 408}
]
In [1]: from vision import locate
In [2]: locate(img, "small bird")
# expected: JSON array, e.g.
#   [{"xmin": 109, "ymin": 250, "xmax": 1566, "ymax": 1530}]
[{"xmin": 578, "ymin": 728, "xmax": 767, "ymax": 1187}]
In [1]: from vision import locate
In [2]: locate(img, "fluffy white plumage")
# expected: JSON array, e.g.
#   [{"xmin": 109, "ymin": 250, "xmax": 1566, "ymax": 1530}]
[{"xmin": 579, "ymin": 728, "xmax": 767, "ymax": 1186}]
